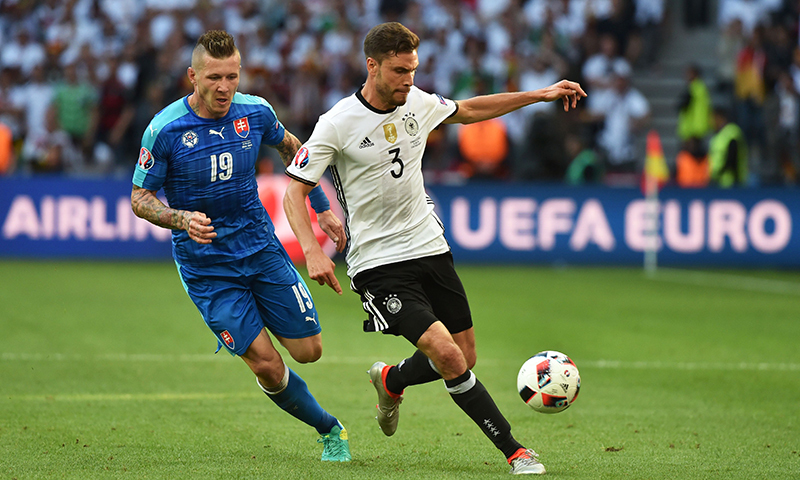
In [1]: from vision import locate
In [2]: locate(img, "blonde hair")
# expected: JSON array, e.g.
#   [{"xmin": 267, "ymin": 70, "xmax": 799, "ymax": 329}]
[{"xmin": 192, "ymin": 30, "xmax": 239, "ymax": 69}]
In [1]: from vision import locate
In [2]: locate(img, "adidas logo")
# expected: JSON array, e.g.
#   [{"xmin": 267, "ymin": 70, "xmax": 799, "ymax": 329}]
[{"xmin": 359, "ymin": 137, "xmax": 374, "ymax": 149}]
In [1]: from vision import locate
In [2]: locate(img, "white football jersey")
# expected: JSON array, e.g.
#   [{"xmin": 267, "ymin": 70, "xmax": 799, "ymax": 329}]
[{"xmin": 286, "ymin": 86, "xmax": 458, "ymax": 277}]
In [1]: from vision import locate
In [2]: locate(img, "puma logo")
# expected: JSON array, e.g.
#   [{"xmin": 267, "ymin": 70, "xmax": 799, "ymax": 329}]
[{"xmin": 209, "ymin": 127, "xmax": 225, "ymax": 139}]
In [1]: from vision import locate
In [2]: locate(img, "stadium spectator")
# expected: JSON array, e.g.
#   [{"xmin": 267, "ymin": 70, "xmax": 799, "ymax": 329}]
[
  {"xmin": 130, "ymin": 30, "xmax": 350, "ymax": 462},
  {"xmin": 718, "ymin": 0, "xmax": 770, "ymax": 37},
  {"xmin": 773, "ymin": 70, "xmax": 799, "ymax": 184},
  {"xmin": 716, "ymin": 18, "xmax": 746, "ymax": 97},
  {"xmin": 677, "ymin": 63, "xmax": 713, "ymax": 142},
  {"xmin": 92, "ymin": 56, "xmax": 136, "ymax": 174},
  {"xmin": 15, "ymin": 65, "xmax": 54, "ymax": 148},
  {"xmin": 733, "ymin": 25, "xmax": 767, "ymax": 183},
  {"xmin": 21, "ymin": 106, "xmax": 80, "ymax": 174},
  {"xmin": 507, "ymin": 49, "xmax": 567, "ymax": 179},
  {"xmin": 284, "ymin": 21, "xmax": 586, "ymax": 476},
  {"xmin": 457, "ymin": 117, "xmax": 510, "ymax": 179},
  {"xmin": 564, "ymin": 132, "xmax": 604, "ymax": 185},
  {"xmin": 630, "ymin": 0, "xmax": 665, "ymax": 68},
  {"xmin": 0, "ymin": 68, "xmax": 24, "ymax": 143},
  {"xmin": 581, "ymin": 33, "xmax": 630, "ymax": 110},
  {"xmin": 51, "ymin": 62, "xmax": 98, "ymax": 158},
  {"xmin": 709, "ymin": 105, "xmax": 748, "ymax": 187},
  {"xmin": 675, "ymin": 136, "xmax": 710, "ymax": 188},
  {"xmin": 1, "ymin": 28, "xmax": 46, "ymax": 79},
  {"xmin": 0, "ymin": 122, "xmax": 13, "ymax": 175},
  {"xmin": 585, "ymin": 60, "xmax": 650, "ymax": 174},
  {"xmin": 595, "ymin": 0, "xmax": 637, "ymax": 65}
]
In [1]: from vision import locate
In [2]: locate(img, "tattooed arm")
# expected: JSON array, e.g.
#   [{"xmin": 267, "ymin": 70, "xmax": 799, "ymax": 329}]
[
  {"xmin": 274, "ymin": 129, "xmax": 347, "ymax": 253},
  {"xmin": 131, "ymin": 185, "xmax": 217, "ymax": 244},
  {"xmin": 275, "ymin": 130, "xmax": 303, "ymax": 167}
]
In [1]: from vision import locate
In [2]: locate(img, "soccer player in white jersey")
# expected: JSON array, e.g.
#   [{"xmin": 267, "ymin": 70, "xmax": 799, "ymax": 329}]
[
  {"xmin": 284, "ymin": 22, "xmax": 586, "ymax": 475},
  {"xmin": 131, "ymin": 30, "xmax": 350, "ymax": 462}
]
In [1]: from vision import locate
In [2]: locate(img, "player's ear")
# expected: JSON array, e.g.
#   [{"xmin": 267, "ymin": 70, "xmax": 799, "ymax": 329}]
[
  {"xmin": 187, "ymin": 67, "xmax": 196, "ymax": 86},
  {"xmin": 366, "ymin": 57, "xmax": 378, "ymax": 74}
]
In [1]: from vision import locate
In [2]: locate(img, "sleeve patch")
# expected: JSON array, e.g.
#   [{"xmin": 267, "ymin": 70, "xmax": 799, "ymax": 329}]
[
  {"xmin": 293, "ymin": 146, "xmax": 310, "ymax": 169},
  {"xmin": 138, "ymin": 147, "xmax": 154, "ymax": 170}
]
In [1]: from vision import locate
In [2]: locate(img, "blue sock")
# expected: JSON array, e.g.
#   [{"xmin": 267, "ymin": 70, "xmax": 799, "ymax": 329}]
[{"xmin": 261, "ymin": 367, "xmax": 338, "ymax": 435}]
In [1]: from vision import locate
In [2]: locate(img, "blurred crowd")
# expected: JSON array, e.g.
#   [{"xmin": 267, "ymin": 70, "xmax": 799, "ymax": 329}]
[{"xmin": 0, "ymin": 0, "xmax": 798, "ymax": 187}]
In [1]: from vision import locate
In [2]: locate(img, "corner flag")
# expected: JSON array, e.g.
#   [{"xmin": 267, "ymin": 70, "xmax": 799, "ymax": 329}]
[
  {"xmin": 641, "ymin": 129, "xmax": 669, "ymax": 193},
  {"xmin": 641, "ymin": 129, "xmax": 667, "ymax": 276}
]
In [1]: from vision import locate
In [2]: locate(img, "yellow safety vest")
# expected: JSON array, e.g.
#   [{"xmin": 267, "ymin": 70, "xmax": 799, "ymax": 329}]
[{"xmin": 709, "ymin": 123, "xmax": 748, "ymax": 187}]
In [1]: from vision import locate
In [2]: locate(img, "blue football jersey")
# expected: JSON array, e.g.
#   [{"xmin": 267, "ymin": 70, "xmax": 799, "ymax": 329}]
[{"xmin": 133, "ymin": 93, "xmax": 286, "ymax": 266}]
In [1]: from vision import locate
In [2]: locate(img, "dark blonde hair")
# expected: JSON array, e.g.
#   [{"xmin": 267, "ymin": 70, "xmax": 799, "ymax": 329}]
[
  {"xmin": 192, "ymin": 30, "xmax": 238, "ymax": 69},
  {"xmin": 363, "ymin": 22, "xmax": 420, "ymax": 63}
]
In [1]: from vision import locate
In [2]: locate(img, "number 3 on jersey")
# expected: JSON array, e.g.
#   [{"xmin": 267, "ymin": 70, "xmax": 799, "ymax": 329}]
[
  {"xmin": 210, "ymin": 152, "xmax": 233, "ymax": 182},
  {"xmin": 389, "ymin": 147, "xmax": 404, "ymax": 178}
]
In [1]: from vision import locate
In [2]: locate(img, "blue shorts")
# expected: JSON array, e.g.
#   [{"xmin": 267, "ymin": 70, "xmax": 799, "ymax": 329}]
[{"xmin": 176, "ymin": 239, "xmax": 321, "ymax": 356}]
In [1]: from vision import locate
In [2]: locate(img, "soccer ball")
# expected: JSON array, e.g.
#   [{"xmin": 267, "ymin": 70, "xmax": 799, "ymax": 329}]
[{"xmin": 517, "ymin": 351, "xmax": 580, "ymax": 414}]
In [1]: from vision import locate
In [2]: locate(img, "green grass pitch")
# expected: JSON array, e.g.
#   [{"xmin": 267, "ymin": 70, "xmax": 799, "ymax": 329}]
[{"xmin": 1, "ymin": 260, "xmax": 799, "ymax": 479}]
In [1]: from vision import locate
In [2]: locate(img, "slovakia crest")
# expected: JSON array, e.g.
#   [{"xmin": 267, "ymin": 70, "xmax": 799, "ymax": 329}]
[
  {"xmin": 182, "ymin": 130, "xmax": 198, "ymax": 148},
  {"xmin": 234, "ymin": 117, "xmax": 250, "ymax": 138},
  {"xmin": 293, "ymin": 146, "xmax": 309, "ymax": 169},
  {"xmin": 138, "ymin": 147, "xmax": 154, "ymax": 170},
  {"xmin": 220, "ymin": 330, "xmax": 235, "ymax": 350}
]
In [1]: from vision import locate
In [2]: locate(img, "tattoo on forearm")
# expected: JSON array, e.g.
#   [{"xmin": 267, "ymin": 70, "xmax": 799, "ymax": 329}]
[
  {"xmin": 276, "ymin": 131, "xmax": 303, "ymax": 166},
  {"xmin": 131, "ymin": 186, "xmax": 186, "ymax": 230}
]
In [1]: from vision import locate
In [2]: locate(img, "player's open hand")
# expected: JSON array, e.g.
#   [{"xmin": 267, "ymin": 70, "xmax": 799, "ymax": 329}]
[
  {"xmin": 316, "ymin": 209, "xmax": 347, "ymax": 253},
  {"xmin": 305, "ymin": 248, "xmax": 342, "ymax": 295},
  {"xmin": 184, "ymin": 211, "xmax": 216, "ymax": 244},
  {"xmin": 541, "ymin": 80, "xmax": 587, "ymax": 112}
]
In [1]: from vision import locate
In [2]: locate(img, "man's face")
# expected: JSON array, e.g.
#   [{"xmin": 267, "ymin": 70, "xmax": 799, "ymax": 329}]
[
  {"xmin": 189, "ymin": 52, "xmax": 241, "ymax": 119},
  {"xmin": 373, "ymin": 50, "xmax": 418, "ymax": 108}
]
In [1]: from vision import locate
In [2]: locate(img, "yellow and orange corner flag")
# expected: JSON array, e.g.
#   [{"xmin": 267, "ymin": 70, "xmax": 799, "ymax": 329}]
[{"xmin": 642, "ymin": 129, "xmax": 669, "ymax": 194}]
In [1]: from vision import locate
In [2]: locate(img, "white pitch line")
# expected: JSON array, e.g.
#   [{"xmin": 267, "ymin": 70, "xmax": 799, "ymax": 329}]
[
  {"xmin": 649, "ymin": 268, "xmax": 800, "ymax": 296},
  {"xmin": 582, "ymin": 360, "xmax": 800, "ymax": 371},
  {"xmin": 2, "ymin": 353, "xmax": 798, "ymax": 372},
  {"xmin": 4, "ymin": 392, "xmax": 259, "ymax": 402}
]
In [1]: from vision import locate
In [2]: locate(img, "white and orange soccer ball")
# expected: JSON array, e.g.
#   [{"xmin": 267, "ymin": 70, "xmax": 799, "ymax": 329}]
[{"xmin": 517, "ymin": 351, "xmax": 580, "ymax": 414}]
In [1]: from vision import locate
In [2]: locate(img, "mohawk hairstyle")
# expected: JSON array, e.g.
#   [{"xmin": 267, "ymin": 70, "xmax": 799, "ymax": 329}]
[
  {"xmin": 363, "ymin": 22, "xmax": 420, "ymax": 63},
  {"xmin": 192, "ymin": 30, "xmax": 238, "ymax": 69}
]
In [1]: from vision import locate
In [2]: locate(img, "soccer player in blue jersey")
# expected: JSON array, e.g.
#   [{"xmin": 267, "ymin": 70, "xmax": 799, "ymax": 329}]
[{"xmin": 130, "ymin": 30, "xmax": 351, "ymax": 462}]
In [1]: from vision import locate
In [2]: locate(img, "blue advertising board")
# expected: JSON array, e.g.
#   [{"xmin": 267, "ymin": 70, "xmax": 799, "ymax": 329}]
[
  {"xmin": 427, "ymin": 185, "xmax": 800, "ymax": 268},
  {"xmin": 0, "ymin": 177, "xmax": 172, "ymax": 259},
  {"xmin": 1, "ymin": 178, "xmax": 798, "ymax": 267}
]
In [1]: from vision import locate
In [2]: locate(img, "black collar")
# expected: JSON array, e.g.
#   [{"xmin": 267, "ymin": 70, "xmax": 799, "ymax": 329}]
[{"xmin": 356, "ymin": 86, "xmax": 397, "ymax": 114}]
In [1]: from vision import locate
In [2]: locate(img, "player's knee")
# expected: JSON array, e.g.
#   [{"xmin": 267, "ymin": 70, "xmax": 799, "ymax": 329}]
[
  {"xmin": 465, "ymin": 351, "xmax": 477, "ymax": 370},
  {"xmin": 289, "ymin": 343, "xmax": 322, "ymax": 364},
  {"xmin": 433, "ymin": 344, "xmax": 468, "ymax": 377},
  {"xmin": 250, "ymin": 360, "xmax": 284, "ymax": 386}
]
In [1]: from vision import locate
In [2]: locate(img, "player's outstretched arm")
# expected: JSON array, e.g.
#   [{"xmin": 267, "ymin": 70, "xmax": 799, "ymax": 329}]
[
  {"xmin": 284, "ymin": 179, "xmax": 342, "ymax": 295},
  {"xmin": 131, "ymin": 185, "xmax": 216, "ymax": 244},
  {"xmin": 445, "ymin": 79, "xmax": 587, "ymax": 125}
]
